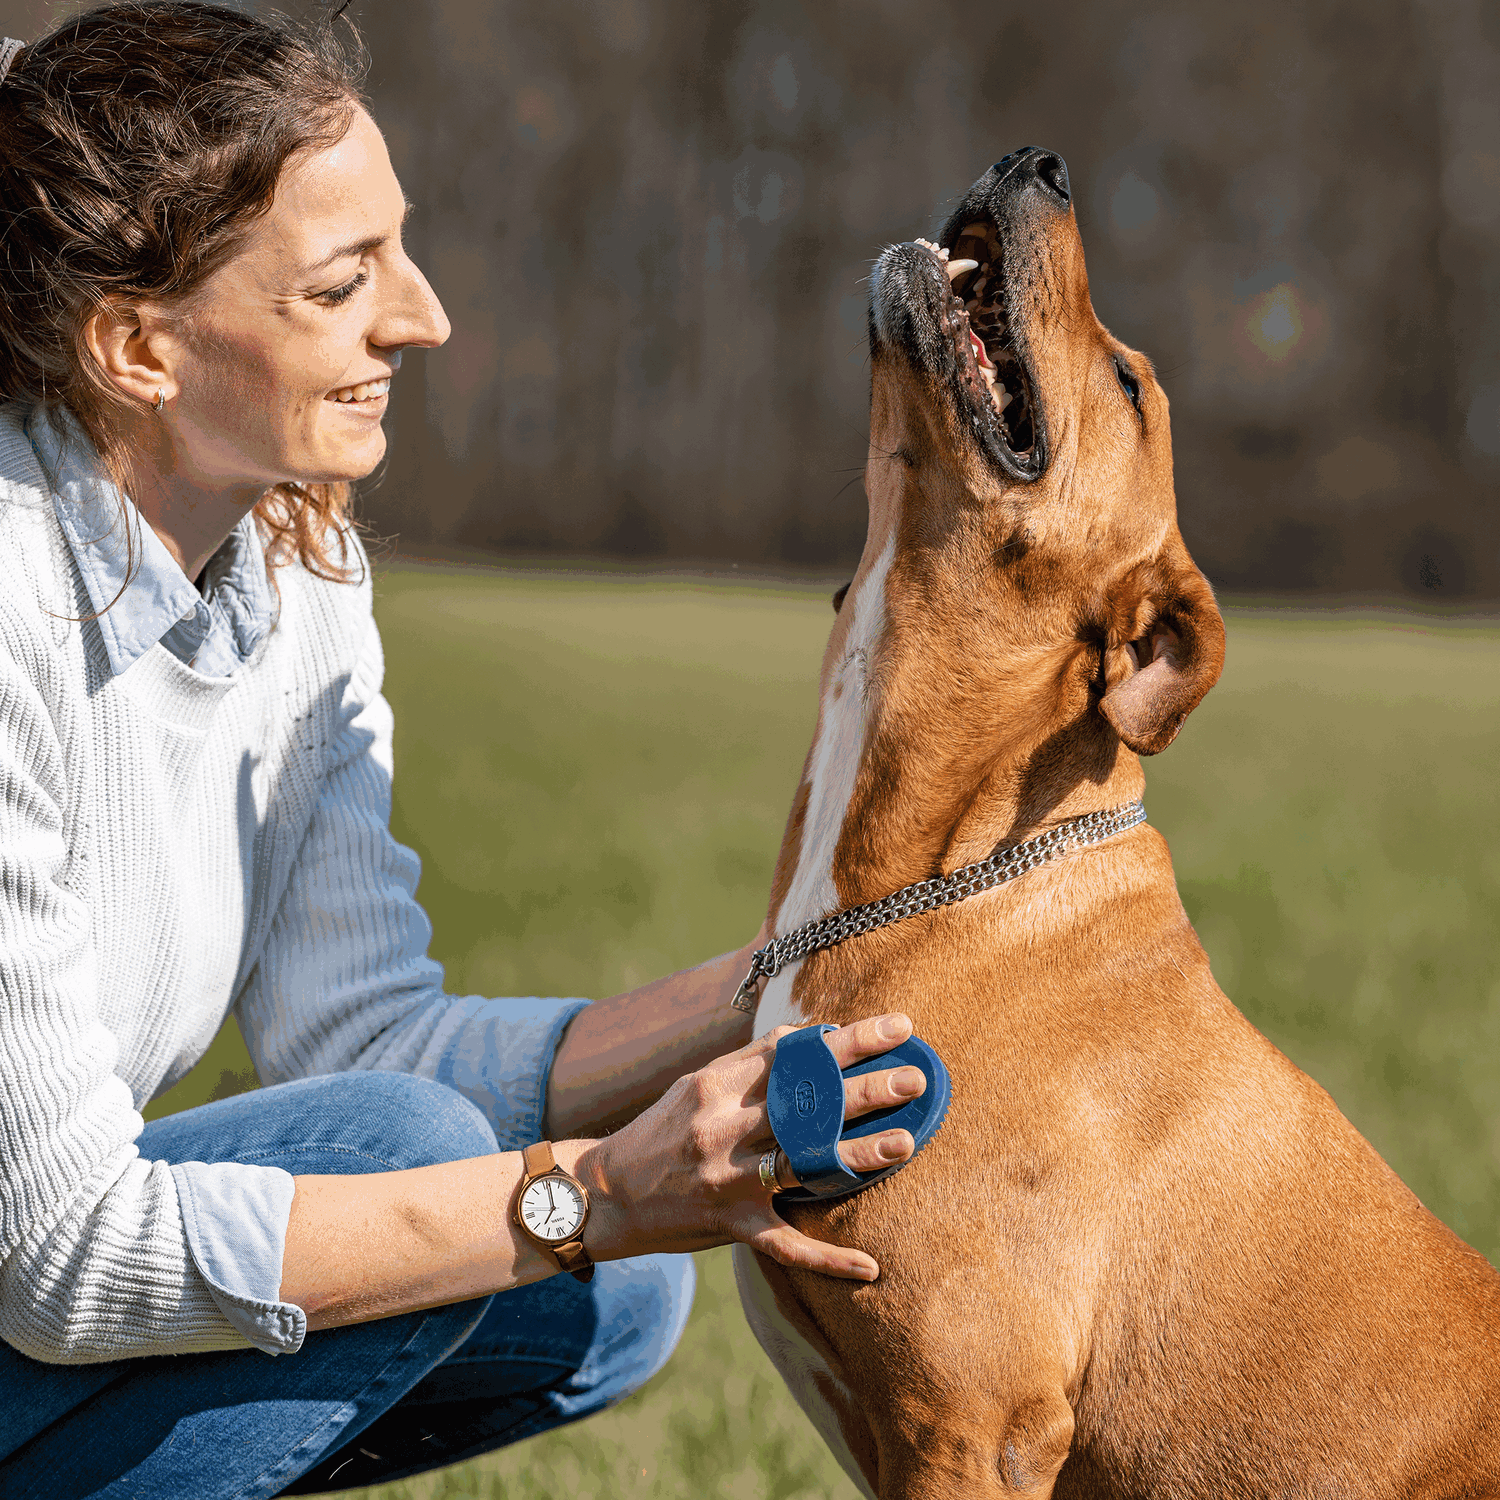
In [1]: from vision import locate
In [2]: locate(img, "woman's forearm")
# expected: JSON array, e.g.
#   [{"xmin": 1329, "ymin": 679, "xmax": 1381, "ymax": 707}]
[
  {"xmin": 279, "ymin": 1139, "xmax": 615, "ymax": 1330},
  {"xmin": 543, "ymin": 941, "xmax": 758, "ymax": 1139}
]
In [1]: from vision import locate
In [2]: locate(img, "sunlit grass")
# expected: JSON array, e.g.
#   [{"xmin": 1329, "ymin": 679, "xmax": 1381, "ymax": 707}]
[{"xmin": 151, "ymin": 566, "xmax": 1500, "ymax": 1498}]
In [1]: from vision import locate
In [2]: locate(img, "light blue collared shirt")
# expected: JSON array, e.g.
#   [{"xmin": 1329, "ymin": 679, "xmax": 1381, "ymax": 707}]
[{"xmin": 28, "ymin": 409, "xmax": 277, "ymax": 680}]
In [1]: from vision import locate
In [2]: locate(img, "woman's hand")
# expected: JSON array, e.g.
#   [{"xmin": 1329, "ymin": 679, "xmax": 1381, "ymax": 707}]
[{"xmin": 569, "ymin": 1014, "xmax": 925, "ymax": 1281}]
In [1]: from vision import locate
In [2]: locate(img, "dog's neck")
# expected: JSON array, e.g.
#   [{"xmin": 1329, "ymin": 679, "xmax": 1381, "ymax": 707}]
[{"xmin": 768, "ymin": 499, "xmax": 1144, "ymax": 935}]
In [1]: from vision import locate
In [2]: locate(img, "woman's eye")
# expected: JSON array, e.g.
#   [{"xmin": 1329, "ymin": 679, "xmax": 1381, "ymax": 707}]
[
  {"xmin": 1115, "ymin": 356, "xmax": 1141, "ymax": 409},
  {"xmin": 319, "ymin": 269, "xmax": 369, "ymax": 307}
]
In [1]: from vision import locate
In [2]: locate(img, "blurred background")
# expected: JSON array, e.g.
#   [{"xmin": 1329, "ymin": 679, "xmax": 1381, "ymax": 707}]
[
  {"xmin": 15, "ymin": 0, "xmax": 1498, "ymax": 596},
  {"xmin": 4, "ymin": 3, "xmax": 1498, "ymax": 1497},
  {"xmin": 367, "ymin": 0, "xmax": 1500, "ymax": 598}
]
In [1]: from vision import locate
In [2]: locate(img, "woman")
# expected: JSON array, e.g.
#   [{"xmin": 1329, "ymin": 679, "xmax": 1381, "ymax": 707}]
[{"xmin": 0, "ymin": 5, "xmax": 926, "ymax": 1496}]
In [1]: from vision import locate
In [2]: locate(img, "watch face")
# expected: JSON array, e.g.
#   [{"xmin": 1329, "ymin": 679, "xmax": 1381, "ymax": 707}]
[{"xmin": 519, "ymin": 1173, "xmax": 587, "ymax": 1243}]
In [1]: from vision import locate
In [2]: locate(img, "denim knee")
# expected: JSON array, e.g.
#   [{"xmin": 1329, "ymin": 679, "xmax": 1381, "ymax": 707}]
[
  {"xmin": 341, "ymin": 1071, "xmax": 499, "ymax": 1169},
  {"xmin": 140, "ymin": 1070, "xmax": 499, "ymax": 1177},
  {"xmin": 557, "ymin": 1253, "xmax": 697, "ymax": 1417}
]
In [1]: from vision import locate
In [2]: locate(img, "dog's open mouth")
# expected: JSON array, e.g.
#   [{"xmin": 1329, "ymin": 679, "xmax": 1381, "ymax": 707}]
[{"xmin": 912, "ymin": 227, "xmax": 1038, "ymax": 473}]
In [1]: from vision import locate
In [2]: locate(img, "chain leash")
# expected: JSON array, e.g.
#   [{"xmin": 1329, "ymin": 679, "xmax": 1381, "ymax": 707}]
[{"xmin": 729, "ymin": 799, "xmax": 1147, "ymax": 1013}]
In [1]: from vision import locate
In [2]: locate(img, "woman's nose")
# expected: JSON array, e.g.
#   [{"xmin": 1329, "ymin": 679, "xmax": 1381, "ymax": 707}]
[{"xmin": 374, "ymin": 257, "xmax": 450, "ymax": 352}]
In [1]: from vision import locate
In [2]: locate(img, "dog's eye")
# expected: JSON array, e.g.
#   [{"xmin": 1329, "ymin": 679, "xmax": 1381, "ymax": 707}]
[{"xmin": 1115, "ymin": 356, "xmax": 1141, "ymax": 410}]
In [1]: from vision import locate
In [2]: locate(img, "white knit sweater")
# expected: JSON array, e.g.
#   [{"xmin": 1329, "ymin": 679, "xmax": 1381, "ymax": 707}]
[{"xmin": 0, "ymin": 408, "xmax": 587, "ymax": 1364}]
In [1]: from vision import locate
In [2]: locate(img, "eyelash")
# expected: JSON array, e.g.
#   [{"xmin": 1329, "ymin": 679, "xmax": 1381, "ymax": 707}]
[{"xmin": 320, "ymin": 269, "xmax": 369, "ymax": 307}]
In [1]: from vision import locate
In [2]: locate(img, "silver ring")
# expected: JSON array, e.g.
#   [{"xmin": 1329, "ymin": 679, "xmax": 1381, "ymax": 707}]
[
  {"xmin": 153, "ymin": 390, "xmax": 165, "ymax": 414},
  {"xmin": 758, "ymin": 1150, "xmax": 778, "ymax": 1191}
]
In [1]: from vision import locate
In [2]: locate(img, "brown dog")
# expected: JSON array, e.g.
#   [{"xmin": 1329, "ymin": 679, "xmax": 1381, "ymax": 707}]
[{"xmin": 734, "ymin": 148, "xmax": 1500, "ymax": 1499}]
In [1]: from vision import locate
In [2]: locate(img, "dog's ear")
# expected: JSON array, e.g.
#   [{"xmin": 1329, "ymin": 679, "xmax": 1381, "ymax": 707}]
[
  {"xmin": 1098, "ymin": 541, "xmax": 1225, "ymax": 756},
  {"xmin": 832, "ymin": 580, "xmax": 852, "ymax": 614}
]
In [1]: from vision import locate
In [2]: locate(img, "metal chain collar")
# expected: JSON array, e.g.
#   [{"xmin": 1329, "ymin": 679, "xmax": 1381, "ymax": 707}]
[{"xmin": 730, "ymin": 799, "xmax": 1147, "ymax": 1012}]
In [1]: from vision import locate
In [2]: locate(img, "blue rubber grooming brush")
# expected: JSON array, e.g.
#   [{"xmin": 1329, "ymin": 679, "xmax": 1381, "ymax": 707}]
[{"xmin": 765, "ymin": 1023, "xmax": 952, "ymax": 1201}]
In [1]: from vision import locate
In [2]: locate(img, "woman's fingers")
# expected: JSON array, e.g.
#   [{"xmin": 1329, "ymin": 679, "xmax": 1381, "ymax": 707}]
[
  {"xmin": 836, "ymin": 1127, "xmax": 913, "ymax": 1173},
  {"xmin": 823, "ymin": 1012, "xmax": 913, "ymax": 1065},
  {"xmin": 738, "ymin": 1124, "xmax": 913, "ymax": 1193},
  {"xmin": 719, "ymin": 1013, "xmax": 924, "ymax": 1162},
  {"xmin": 731, "ymin": 1207, "xmax": 880, "ymax": 1281},
  {"xmin": 741, "ymin": 1012, "xmax": 912, "ymax": 1069},
  {"xmin": 843, "ymin": 1062, "xmax": 925, "ymax": 1119},
  {"xmin": 824, "ymin": 1015, "xmax": 926, "ymax": 1120},
  {"xmin": 731, "ymin": 1015, "xmax": 926, "ymax": 1130}
]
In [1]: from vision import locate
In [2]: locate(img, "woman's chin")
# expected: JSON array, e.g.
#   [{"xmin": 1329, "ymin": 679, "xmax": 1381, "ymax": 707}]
[{"xmin": 305, "ymin": 422, "xmax": 387, "ymax": 484}]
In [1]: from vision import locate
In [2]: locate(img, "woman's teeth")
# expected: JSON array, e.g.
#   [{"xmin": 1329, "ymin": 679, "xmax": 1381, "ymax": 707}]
[{"xmin": 328, "ymin": 379, "xmax": 390, "ymax": 403}]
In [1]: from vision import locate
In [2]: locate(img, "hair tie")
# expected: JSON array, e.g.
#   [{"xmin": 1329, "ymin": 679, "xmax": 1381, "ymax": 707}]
[{"xmin": 0, "ymin": 39, "xmax": 23, "ymax": 86}]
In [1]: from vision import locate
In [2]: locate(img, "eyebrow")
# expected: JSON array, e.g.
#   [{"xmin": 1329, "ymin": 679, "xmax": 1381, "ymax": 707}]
[{"xmin": 303, "ymin": 201, "xmax": 416, "ymax": 279}]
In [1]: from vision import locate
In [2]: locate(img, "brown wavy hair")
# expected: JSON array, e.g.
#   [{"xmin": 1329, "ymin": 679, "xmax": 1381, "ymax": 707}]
[{"xmin": 0, "ymin": 1, "xmax": 368, "ymax": 584}]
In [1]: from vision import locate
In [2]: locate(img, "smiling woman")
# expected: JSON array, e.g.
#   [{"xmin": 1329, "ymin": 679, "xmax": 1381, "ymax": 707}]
[
  {"xmin": 0, "ymin": 5, "xmax": 923, "ymax": 1498},
  {"xmin": 118, "ymin": 105, "xmax": 446, "ymax": 577}
]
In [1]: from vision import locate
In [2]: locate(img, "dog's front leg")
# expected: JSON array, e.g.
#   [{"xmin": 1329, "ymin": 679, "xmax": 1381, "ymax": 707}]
[{"xmin": 874, "ymin": 1388, "xmax": 1075, "ymax": 1500}]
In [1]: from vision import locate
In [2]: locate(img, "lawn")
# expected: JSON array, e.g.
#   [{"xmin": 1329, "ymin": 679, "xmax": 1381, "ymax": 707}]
[{"xmin": 149, "ymin": 564, "xmax": 1500, "ymax": 1499}]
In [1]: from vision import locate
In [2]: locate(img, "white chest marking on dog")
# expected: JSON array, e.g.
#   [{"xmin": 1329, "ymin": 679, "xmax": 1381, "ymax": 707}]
[
  {"xmin": 741, "ymin": 534, "xmax": 893, "ymax": 1497},
  {"xmin": 755, "ymin": 530, "xmax": 895, "ymax": 1042},
  {"xmin": 733, "ymin": 1244, "xmax": 877, "ymax": 1499}
]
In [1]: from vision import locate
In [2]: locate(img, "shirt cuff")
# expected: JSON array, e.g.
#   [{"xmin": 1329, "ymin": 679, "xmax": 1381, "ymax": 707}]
[
  {"xmin": 171, "ymin": 1160, "xmax": 305, "ymax": 1356},
  {"xmin": 432, "ymin": 996, "xmax": 591, "ymax": 1149}
]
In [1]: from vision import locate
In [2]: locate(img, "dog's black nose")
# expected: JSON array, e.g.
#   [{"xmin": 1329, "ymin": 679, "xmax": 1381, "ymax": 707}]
[
  {"xmin": 988, "ymin": 148, "xmax": 1072, "ymax": 206},
  {"xmin": 1033, "ymin": 152, "xmax": 1070, "ymax": 204},
  {"xmin": 991, "ymin": 147, "xmax": 1036, "ymax": 176}
]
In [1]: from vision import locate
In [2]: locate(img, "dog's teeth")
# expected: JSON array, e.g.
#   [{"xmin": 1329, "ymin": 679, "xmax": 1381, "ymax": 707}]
[{"xmin": 945, "ymin": 257, "xmax": 979, "ymax": 283}]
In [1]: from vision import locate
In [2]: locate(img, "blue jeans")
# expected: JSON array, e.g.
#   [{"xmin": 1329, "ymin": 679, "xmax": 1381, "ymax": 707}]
[{"xmin": 0, "ymin": 1073, "xmax": 695, "ymax": 1499}]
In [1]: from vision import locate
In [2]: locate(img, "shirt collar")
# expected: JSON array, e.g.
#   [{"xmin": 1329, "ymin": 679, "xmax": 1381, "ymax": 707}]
[{"xmin": 27, "ymin": 407, "xmax": 275, "ymax": 678}]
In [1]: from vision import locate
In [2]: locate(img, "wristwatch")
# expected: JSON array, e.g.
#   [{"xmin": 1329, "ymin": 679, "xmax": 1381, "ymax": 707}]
[{"xmin": 513, "ymin": 1141, "xmax": 595, "ymax": 1283}]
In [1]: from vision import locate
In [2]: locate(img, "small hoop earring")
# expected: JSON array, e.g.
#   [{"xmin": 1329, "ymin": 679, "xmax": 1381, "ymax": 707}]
[{"xmin": 153, "ymin": 390, "xmax": 165, "ymax": 414}]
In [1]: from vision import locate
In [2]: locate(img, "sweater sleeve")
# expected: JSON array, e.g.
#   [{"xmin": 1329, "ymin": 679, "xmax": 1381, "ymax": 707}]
[
  {"xmin": 236, "ymin": 605, "xmax": 589, "ymax": 1152},
  {"xmin": 0, "ymin": 636, "xmax": 295, "ymax": 1364}
]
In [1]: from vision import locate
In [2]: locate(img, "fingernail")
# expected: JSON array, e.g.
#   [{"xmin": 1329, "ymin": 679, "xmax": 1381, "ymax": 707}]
[
  {"xmin": 892, "ymin": 1068, "xmax": 923, "ymax": 1098},
  {"xmin": 877, "ymin": 1015, "xmax": 907, "ymax": 1040},
  {"xmin": 878, "ymin": 1132, "xmax": 909, "ymax": 1160}
]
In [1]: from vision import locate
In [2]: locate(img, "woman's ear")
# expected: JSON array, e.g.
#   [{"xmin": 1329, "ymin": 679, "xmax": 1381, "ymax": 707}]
[
  {"xmin": 1098, "ymin": 538, "xmax": 1226, "ymax": 755},
  {"xmin": 82, "ymin": 298, "xmax": 177, "ymax": 407}
]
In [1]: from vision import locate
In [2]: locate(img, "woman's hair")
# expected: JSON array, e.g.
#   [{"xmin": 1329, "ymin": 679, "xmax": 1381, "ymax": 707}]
[{"xmin": 0, "ymin": 1, "xmax": 368, "ymax": 583}]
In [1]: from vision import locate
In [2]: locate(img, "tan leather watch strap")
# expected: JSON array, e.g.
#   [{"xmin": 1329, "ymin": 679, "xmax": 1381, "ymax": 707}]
[
  {"xmin": 522, "ymin": 1141, "xmax": 556, "ymax": 1176},
  {"xmin": 554, "ymin": 1240, "xmax": 595, "ymax": 1283}
]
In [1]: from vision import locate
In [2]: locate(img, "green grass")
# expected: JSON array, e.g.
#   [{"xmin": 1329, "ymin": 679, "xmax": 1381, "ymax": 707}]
[{"xmin": 149, "ymin": 568, "xmax": 1500, "ymax": 1498}]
